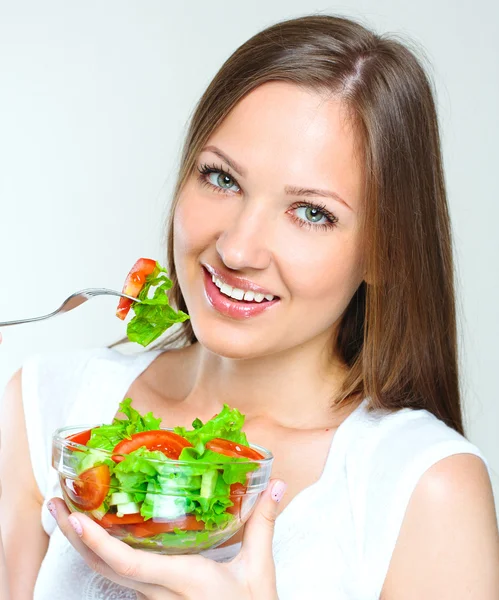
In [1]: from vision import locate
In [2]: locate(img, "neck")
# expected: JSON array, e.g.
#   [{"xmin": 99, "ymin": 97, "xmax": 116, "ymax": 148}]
[{"xmin": 184, "ymin": 335, "xmax": 354, "ymax": 430}]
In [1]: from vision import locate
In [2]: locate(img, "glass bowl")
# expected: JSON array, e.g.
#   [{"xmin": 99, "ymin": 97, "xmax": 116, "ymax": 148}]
[{"xmin": 52, "ymin": 425, "xmax": 273, "ymax": 554}]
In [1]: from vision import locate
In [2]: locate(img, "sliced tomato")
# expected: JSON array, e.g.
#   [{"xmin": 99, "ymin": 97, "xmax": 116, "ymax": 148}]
[
  {"xmin": 65, "ymin": 465, "xmax": 110, "ymax": 511},
  {"xmin": 116, "ymin": 257, "xmax": 157, "ymax": 320},
  {"xmin": 127, "ymin": 515, "xmax": 204, "ymax": 538},
  {"xmin": 226, "ymin": 481, "xmax": 246, "ymax": 516},
  {"xmin": 112, "ymin": 430, "xmax": 193, "ymax": 462},
  {"xmin": 66, "ymin": 428, "xmax": 93, "ymax": 447},
  {"xmin": 205, "ymin": 438, "xmax": 264, "ymax": 460},
  {"xmin": 100, "ymin": 512, "xmax": 145, "ymax": 528}
]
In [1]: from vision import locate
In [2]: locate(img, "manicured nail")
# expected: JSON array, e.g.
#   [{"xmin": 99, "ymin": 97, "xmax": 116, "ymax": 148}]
[
  {"xmin": 47, "ymin": 501, "xmax": 57, "ymax": 519},
  {"xmin": 68, "ymin": 515, "xmax": 83, "ymax": 536},
  {"xmin": 271, "ymin": 480, "xmax": 287, "ymax": 503}
]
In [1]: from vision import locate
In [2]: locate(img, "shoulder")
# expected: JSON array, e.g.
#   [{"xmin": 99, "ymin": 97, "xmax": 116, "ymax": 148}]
[
  {"xmin": 344, "ymin": 402, "xmax": 485, "ymax": 498},
  {"xmin": 345, "ymin": 402, "xmax": 496, "ymax": 597},
  {"xmin": 348, "ymin": 402, "xmax": 486, "ymax": 473},
  {"xmin": 382, "ymin": 452, "xmax": 499, "ymax": 599}
]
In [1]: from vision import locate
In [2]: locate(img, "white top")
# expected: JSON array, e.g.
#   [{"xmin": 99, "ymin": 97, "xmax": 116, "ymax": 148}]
[{"xmin": 22, "ymin": 347, "xmax": 488, "ymax": 600}]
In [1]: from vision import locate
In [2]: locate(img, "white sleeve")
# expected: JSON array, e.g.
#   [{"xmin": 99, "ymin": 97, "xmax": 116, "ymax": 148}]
[{"xmin": 358, "ymin": 410, "xmax": 489, "ymax": 599}]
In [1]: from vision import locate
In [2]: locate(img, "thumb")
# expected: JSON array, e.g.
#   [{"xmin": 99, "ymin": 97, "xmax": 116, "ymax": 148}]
[{"xmin": 241, "ymin": 479, "xmax": 287, "ymax": 560}]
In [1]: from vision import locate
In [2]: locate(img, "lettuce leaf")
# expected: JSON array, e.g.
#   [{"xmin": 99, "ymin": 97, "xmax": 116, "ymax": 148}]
[
  {"xmin": 74, "ymin": 448, "xmax": 115, "ymax": 476},
  {"xmin": 86, "ymin": 398, "xmax": 162, "ymax": 452},
  {"xmin": 177, "ymin": 447, "xmax": 258, "ymax": 485},
  {"xmin": 173, "ymin": 404, "xmax": 249, "ymax": 451},
  {"xmin": 112, "ymin": 446, "xmax": 169, "ymax": 496},
  {"xmin": 126, "ymin": 262, "xmax": 189, "ymax": 347}
]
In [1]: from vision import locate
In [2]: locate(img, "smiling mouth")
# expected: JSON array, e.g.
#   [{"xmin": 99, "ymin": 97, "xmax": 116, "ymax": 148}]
[{"xmin": 209, "ymin": 273, "xmax": 277, "ymax": 303}]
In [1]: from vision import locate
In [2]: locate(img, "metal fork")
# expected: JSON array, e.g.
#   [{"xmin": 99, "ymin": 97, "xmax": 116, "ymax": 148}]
[{"xmin": 0, "ymin": 288, "xmax": 141, "ymax": 327}]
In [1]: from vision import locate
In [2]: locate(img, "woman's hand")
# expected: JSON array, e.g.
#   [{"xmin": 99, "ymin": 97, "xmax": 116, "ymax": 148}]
[{"xmin": 49, "ymin": 479, "xmax": 287, "ymax": 600}]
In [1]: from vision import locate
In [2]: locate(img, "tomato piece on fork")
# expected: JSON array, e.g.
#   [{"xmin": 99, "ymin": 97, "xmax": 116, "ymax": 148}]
[{"xmin": 116, "ymin": 257, "xmax": 157, "ymax": 320}]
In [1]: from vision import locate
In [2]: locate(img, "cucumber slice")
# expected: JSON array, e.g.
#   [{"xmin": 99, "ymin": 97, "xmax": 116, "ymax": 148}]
[
  {"xmin": 89, "ymin": 501, "xmax": 109, "ymax": 521},
  {"xmin": 110, "ymin": 492, "xmax": 134, "ymax": 505},
  {"xmin": 116, "ymin": 501, "xmax": 140, "ymax": 516},
  {"xmin": 148, "ymin": 496, "xmax": 190, "ymax": 520},
  {"xmin": 200, "ymin": 470, "xmax": 218, "ymax": 498}
]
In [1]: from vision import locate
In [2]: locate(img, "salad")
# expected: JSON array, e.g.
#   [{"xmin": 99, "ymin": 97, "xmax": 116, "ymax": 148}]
[
  {"xmin": 61, "ymin": 399, "xmax": 267, "ymax": 548},
  {"xmin": 115, "ymin": 257, "xmax": 189, "ymax": 347}
]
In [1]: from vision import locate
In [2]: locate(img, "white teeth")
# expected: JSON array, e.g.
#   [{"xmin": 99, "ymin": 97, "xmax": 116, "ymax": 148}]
[
  {"xmin": 230, "ymin": 287, "xmax": 245, "ymax": 301},
  {"xmin": 211, "ymin": 272, "xmax": 276, "ymax": 303}
]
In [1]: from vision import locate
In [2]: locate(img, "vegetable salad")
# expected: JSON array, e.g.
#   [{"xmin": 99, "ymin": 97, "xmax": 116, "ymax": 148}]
[{"xmin": 63, "ymin": 399, "xmax": 264, "ymax": 545}]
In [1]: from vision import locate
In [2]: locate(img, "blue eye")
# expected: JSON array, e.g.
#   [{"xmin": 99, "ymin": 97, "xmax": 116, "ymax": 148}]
[
  {"xmin": 294, "ymin": 205, "xmax": 329, "ymax": 225},
  {"xmin": 197, "ymin": 164, "xmax": 240, "ymax": 193},
  {"xmin": 288, "ymin": 202, "xmax": 339, "ymax": 231}
]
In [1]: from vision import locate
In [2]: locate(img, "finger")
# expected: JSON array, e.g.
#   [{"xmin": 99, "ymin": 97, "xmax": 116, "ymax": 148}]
[
  {"xmin": 49, "ymin": 498, "xmax": 154, "ymax": 596},
  {"xmin": 53, "ymin": 500, "xmax": 209, "ymax": 595},
  {"xmin": 241, "ymin": 479, "xmax": 287, "ymax": 563}
]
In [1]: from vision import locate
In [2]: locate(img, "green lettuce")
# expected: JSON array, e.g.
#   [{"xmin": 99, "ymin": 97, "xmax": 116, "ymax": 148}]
[
  {"xmin": 173, "ymin": 404, "xmax": 249, "ymax": 451},
  {"xmin": 86, "ymin": 397, "xmax": 162, "ymax": 452},
  {"xmin": 74, "ymin": 398, "xmax": 163, "ymax": 475},
  {"xmin": 177, "ymin": 447, "xmax": 258, "ymax": 485},
  {"xmin": 126, "ymin": 262, "xmax": 189, "ymax": 347}
]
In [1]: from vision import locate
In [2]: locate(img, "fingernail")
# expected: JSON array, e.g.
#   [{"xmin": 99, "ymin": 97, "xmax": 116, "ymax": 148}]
[
  {"xmin": 271, "ymin": 480, "xmax": 287, "ymax": 503},
  {"xmin": 68, "ymin": 515, "xmax": 83, "ymax": 536},
  {"xmin": 47, "ymin": 501, "xmax": 57, "ymax": 519}
]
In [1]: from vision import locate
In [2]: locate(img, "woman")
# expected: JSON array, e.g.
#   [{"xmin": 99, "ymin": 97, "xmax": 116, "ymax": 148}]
[{"xmin": 1, "ymin": 14, "xmax": 498, "ymax": 600}]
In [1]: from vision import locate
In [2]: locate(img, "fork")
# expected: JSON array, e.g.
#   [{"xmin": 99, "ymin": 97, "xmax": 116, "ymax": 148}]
[{"xmin": 0, "ymin": 288, "xmax": 141, "ymax": 327}]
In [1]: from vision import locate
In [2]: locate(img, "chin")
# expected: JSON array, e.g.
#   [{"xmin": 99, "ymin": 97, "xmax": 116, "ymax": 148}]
[{"xmin": 189, "ymin": 316, "xmax": 274, "ymax": 360}]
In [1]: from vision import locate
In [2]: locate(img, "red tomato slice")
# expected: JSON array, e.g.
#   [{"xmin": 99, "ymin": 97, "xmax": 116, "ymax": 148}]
[
  {"xmin": 112, "ymin": 430, "xmax": 193, "ymax": 462},
  {"xmin": 65, "ymin": 465, "xmax": 110, "ymax": 511},
  {"xmin": 66, "ymin": 428, "xmax": 93, "ymax": 447},
  {"xmin": 205, "ymin": 438, "xmax": 264, "ymax": 460},
  {"xmin": 100, "ymin": 512, "xmax": 145, "ymax": 528},
  {"xmin": 127, "ymin": 515, "xmax": 204, "ymax": 538},
  {"xmin": 116, "ymin": 257, "xmax": 157, "ymax": 320},
  {"xmin": 226, "ymin": 482, "xmax": 246, "ymax": 516}
]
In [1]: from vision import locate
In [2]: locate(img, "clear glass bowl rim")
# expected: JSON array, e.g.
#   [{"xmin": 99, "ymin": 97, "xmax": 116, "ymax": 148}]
[{"xmin": 53, "ymin": 424, "xmax": 274, "ymax": 466}]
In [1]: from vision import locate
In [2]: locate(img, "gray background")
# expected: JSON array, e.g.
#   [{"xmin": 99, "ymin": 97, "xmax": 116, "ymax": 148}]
[{"xmin": 0, "ymin": 0, "xmax": 498, "ymax": 514}]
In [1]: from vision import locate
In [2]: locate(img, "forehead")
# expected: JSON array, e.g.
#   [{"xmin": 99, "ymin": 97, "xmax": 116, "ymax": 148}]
[{"xmin": 204, "ymin": 81, "xmax": 363, "ymax": 209}]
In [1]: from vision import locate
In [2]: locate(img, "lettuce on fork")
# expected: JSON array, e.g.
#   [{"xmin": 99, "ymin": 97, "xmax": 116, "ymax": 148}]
[{"xmin": 126, "ymin": 261, "xmax": 189, "ymax": 347}]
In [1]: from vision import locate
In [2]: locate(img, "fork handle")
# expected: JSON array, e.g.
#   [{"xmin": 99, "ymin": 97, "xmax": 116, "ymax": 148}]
[{"xmin": 0, "ymin": 314, "xmax": 58, "ymax": 327}]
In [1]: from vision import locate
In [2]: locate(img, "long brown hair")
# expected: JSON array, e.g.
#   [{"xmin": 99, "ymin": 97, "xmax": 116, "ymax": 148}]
[{"xmin": 133, "ymin": 15, "xmax": 464, "ymax": 434}]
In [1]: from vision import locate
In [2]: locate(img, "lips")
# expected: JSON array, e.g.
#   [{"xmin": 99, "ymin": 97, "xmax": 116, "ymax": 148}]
[{"xmin": 202, "ymin": 267, "xmax": 280, "ymax": 320}]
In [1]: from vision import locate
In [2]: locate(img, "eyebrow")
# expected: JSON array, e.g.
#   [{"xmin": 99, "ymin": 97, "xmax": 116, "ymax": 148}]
[{"xmin": 200, "ymin": 145, "xmax": 352, "ymax": 211}]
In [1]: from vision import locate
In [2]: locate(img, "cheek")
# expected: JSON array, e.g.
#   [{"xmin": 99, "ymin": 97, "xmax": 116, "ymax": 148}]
[
  {"xmin": 173, "ymin": 192, "xmax": 214, "ymax": 257},
  {"xmin": 283, "ymin": 231, "xmax": 364, "ymax": 305}
]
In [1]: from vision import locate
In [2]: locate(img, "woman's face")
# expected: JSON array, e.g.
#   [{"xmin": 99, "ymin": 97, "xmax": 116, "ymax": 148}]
[{"xmin": 173, "ymin": 81, "xmax": 364, "ymax": 360}]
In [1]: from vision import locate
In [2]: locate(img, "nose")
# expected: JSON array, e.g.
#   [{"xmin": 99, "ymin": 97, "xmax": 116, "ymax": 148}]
[{"xmin": 215, "ymin": 201, "xmax": 273, "ymax": 271}]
